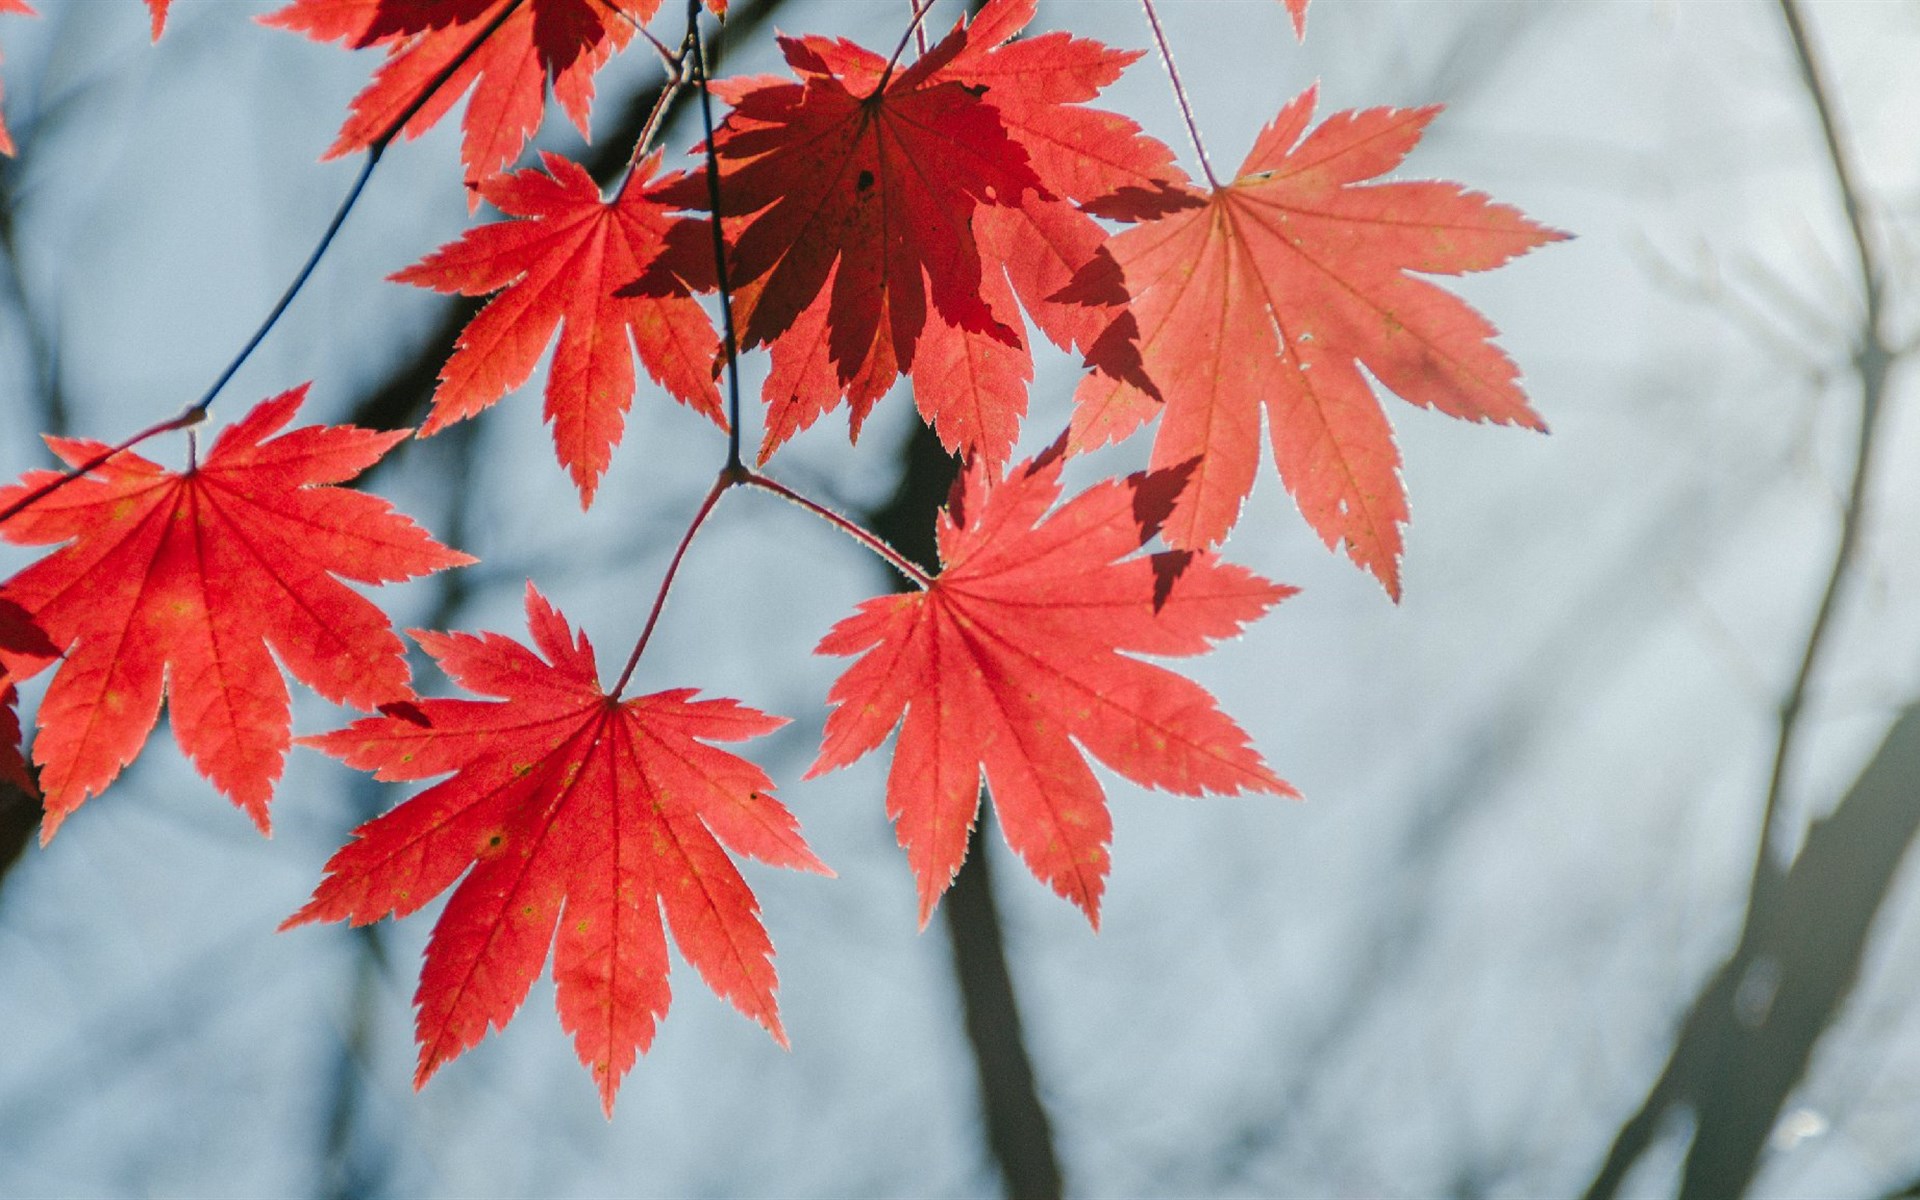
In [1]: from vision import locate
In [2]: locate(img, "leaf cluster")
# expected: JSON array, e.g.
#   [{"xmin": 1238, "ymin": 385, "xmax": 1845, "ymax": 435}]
[{"xmin": 0, "ymin": 0, "xmax": 1560, "ymax": 1111}]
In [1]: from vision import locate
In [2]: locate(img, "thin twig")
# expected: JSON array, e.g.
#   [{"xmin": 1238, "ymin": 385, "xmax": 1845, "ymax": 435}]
[
  {"xmin": 193, "ymin": 0, "xmax": 526, "ymax": 422},
  {"xmin": 1, "ymin": 0, "xmax": 528, "ymax": 523},
  {"xmin": 611, "ymin": 467, "xmax": 735, "ymax": 697},
  {"xmin": 741, "ymin": 469, "xmax": 934, "ymax": 588},
  {"xmin": 1752, "ymin": 0, "xmax": 1891, "ymax": 894},
  {"xmin": 0, "ymin": 406, "xmax": 204, "ymax": 525},
  {"xmin": 184, "ymin": 151, "xmax": 378, "ymax": 421},
  {"xmin": 615, "ymin": 41, "xmax": 694, "ymax": 196},
  {"xmin": 879, "ymin": 0, "xmax": 938, "ymax": 90},
  {"xmin": 1140, "ymin": 0, "xmax": 1218, "ymax": 188},
  {"xmin": 689, "ymin": 2, "xmax": 746, "ymax": 469}
]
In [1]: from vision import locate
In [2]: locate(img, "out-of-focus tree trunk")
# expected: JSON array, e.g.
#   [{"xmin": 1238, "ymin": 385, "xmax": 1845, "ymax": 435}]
[{"xmin": 867, "ymin": 420, "xmax": 1063, "ymax": 1200}]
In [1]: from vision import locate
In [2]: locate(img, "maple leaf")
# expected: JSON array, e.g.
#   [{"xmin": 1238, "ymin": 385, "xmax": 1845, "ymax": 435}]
[
  {"xmin": 288, "ymin": 585, "xmax": 828, "ymax": 1114},
  {"xmin": 1070, "ymin": 86, "xmax": 1566, "ymax": 598},
  {"xmin": 146, "ymin": 0, "xmax": 169, "ymax": 39},
  {"xmin": 263, "ymin": 0, "xmax": 714, "ymax": 198},
  {"xmin": 643, "ymin": 19, "xmax": 1043, "ymax": 461},
  {"xmin": 0, "ymin": 387, "xmax": 474, "ymax": 837},
  {"xmin": 393, "ymin": 150, "xmax": 722, "ymax": 506},
  {"xmin": 809, "ymin": 440, "xmax": 1294, "ymax": 927},
  {"xmin": 0, "ymin": 0, "xmax": 33, "ymax": 158},
  {"xmin": 900, "ymin": 0, "xmax": 1188, "ymax": 468},
  {"xmin": 646, "ymin": 0, "xmax": 1181, "ymax": 470}
]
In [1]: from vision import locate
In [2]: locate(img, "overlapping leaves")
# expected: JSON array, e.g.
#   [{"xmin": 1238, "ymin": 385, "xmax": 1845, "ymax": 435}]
[{"xmin": 0, "ymin": 0, "xmax": 1565, "ymax": 1111}]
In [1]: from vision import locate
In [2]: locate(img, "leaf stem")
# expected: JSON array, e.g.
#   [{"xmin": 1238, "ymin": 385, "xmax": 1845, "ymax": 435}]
[
  {"xmin": 741, "ymin": 468, "xmax": 934, "ymax": 589},
  {"xmin": 611, "ymin": 466, "xmax": 735, "ymax": 697},
  {"xmin": 911, "ymin": 0, "xmax": 928, "ymax": 56},
  {"xmin": 1139, "ymin": 0, "xmax": 1219, "ymax": 188},
  {"xmin": 689, "ymin": 3, "xmax": 746, "ymax": 470},
  {"xmin": 0, "ymin": 406, "xmax": 205, "ymax": 525},
  {"xmin": 614, "ymin": 38, "xmax": 694, "ymax": 198},
  {"xmin": 609, "ymin": 463, "xmax": 931, "ymax": 693},
  {"xmin": 878, "ymin": 0, "xmax": 937, "ymax": 91}
]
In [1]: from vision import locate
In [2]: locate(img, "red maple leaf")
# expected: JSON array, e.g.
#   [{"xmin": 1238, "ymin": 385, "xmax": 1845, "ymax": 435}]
[
  {"xmin": 146, "ymin": 0, "xmax": 169, "ymax": 39},
  {"xmin": 288, "ymin": 585, "xmax": 828, "ymax": 1114},
  {"xmin": 263, "ymin": 0, "xmax": 713, "ymax": 197},
  {"xmin": 0, "ymin": 0, "xmax": 33, "ymax": 158},
  {"xmin": 393, "ymin": 151, "xmax": 722, "ymax": 506},
  {"xmin": 648, "ymin": 1, "xmax": 1184, "ymax": 470},
  {"xmin": 644, "ymin": 19, "xmax": 1044, "ymax": 462},
  {"xmin": 1071, "ymin": 86, "xmax": 1566, "ymax": 598},
  {"xmin": 0, "ymin": 387, "xmax": 474, "ymax": 837},
  {"xmin": 808, "ymin": 440, "xmax": 1294, "ymax": 927}
]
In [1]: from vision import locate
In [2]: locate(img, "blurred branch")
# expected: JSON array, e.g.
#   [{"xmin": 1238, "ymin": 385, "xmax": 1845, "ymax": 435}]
[
  {"xmin": 866, "ymin": 419, "xmax": 1063, "ymax": 1200},
  {"xmin": 1584, "ymin": 701, "xmax": 1920, "ymax": 1200},
  {"xmin": 1584, "ymin": 4, "xmax": 1912, "ymax": 1196},
  {"xmin": 1752, "ymin": 0, "xmax": 1890, "ymax": 906}
]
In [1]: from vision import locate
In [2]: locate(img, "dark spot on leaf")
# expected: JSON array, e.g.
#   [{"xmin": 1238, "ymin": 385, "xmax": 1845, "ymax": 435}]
[{"xmin": 856, "ymin": 169, "xmax": 875, "ymax": 192}]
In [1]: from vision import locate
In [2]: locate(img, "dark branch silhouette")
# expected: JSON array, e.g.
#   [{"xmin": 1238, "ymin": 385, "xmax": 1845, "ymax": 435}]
[
  {"xmin": 1584, "ymin": 4, "xmax": 1911, "ymax": 1195},
  {"xmin": 867, "ymin": 419, "xmax": 1064, "ymax": 1200}
]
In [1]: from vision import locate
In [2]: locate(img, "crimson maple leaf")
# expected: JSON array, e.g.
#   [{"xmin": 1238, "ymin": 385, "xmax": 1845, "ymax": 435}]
[
  {"xmin": 646, "ymin": 0, "xmax": 1183, "ymax": 470},
  {"xmin": 393, "ymin": 151, "xmax": 722, "ymax": 506},
  {"xmin": 288, "ymin": 585, "xmax": 827, "ymax": 1114},
  {"xmin": 642, "ymin": 18, "xmax": 1044, "ymax": 461},
  {"xmin": 263, "ymin": 0, "xmax": 715, "ymax": 197},
  {"xmin": 1071, "ymin": 86, "xmax": 1566, "ymax": 598},
  {"xmin": 0, "ymin": 387, "xmax": 473, "ymax": 837},
  {"xmin": 146, "ymin": 0, "xmax": 168, "ymax": 39},
  {"xmin": 809, "ymin": 440, "xmax": 1294, "ymax": 927}
]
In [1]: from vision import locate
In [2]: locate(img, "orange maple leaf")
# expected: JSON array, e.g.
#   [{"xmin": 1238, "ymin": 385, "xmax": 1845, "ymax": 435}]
[
  {"xmin": 0, "ymin": 387, "xmax": 473, "ymax": 837},
  {"xmin": 289, "ymin": 585, "xmax": 828, "ymax": 1114},
  {"xmin": 809, "ymin": 440, "xmax": 1294, "ymax": 927},
  {"xmin": 1071, "ymin": 86, "xmax": 1566, "ymax": 597},
  {"xmin": 393, "ymin": 151, "xmax": 723, "ymax": 506}
]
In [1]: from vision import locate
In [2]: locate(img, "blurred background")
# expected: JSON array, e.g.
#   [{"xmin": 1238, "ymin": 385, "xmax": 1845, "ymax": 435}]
[{"xmin": 2, "ymin": 0, "xmax": 1919, "ymax": 1195}]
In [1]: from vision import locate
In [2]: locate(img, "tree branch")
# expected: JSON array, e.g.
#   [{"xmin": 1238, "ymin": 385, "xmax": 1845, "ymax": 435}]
[{"xmin": 1585, "ymin": 6, "xmax": 1908, "ymax": 1195}]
